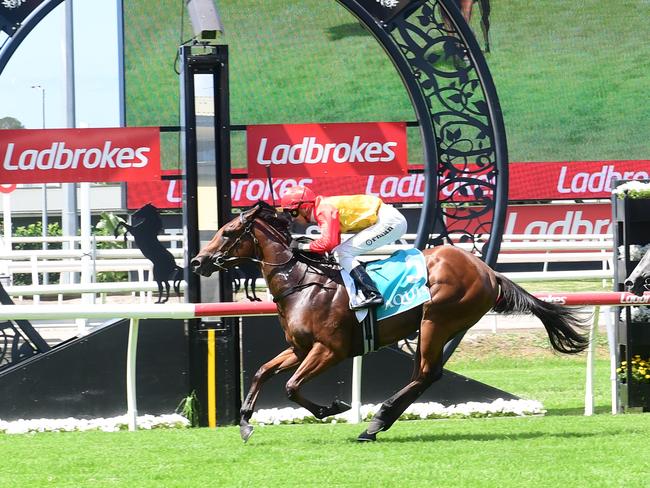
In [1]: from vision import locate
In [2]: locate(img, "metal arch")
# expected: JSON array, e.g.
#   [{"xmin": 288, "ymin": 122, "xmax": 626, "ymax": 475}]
[
  {"xmin": 0, "ymin": 0, "xmax": 63, "ymax": 371},
  {"xmin": 0, "ymin": 0, "xmax": 64, "ymax": 75},
  {"xmin": 335, "ymin": 0, "xmax": 508, "ymax": 267}
]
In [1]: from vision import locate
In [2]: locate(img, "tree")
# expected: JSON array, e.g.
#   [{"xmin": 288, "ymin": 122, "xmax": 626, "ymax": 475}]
[{"xmin": 0, "ymin": 117, "xmax": 24, "ymax": 129}]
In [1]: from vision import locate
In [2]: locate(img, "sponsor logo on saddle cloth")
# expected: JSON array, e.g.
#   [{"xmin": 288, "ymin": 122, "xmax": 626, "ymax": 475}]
[{"xmin": 342, "ymin": 249, "xmax": 430, "ymax": 322}]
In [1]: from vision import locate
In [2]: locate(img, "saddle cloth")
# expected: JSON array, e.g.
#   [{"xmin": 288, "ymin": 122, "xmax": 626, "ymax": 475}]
[{"xmin": 342, "ymin": 248, "xmax": 431, "ymax": 323}]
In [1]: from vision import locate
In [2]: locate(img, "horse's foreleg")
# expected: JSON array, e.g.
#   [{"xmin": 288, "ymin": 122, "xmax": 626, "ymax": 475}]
[
  {"xmin": 359, "ymin": 319, "xmax": 446, "ymax": 442},
  {"xmin": 285, "ymin": 343, "xmax": 350, "ymax": 420},
  {"xmin": 460, "ymin": 0, "xmax": 473, "ymax": 23},
  {"xmin": 240, "ymin": 347, "xmax": 301, "ymax": 442},
  {"xmin": 155, "ymin": 281, "xmax": 164, "ymax": 304}
]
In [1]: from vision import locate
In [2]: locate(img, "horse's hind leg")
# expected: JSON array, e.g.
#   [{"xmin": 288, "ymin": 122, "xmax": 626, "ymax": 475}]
[
  {"xmin": 358, "ymin": 318, "xmax": 446, "ymax": 442},
  {"xmin": 162, "ymin": 281, "xmax": 171, "ymax": 303},
  {"xmin": 285, "ymin": 343, "xmax": 351, "ymax": 420},
  {"xmin": 240, "ymin": 347, "xmax": 301, "ymax": 442}
]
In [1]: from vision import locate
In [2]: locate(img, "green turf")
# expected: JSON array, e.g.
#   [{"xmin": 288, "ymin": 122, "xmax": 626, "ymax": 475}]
[
  {"xmin": 1, "ymin": 410, "xmax": 647, "ymax": 487},
  {"xmin": 124, "ymin": 0, "xmax": 650, "ymax": 169},
  {"xmin": 0, "ymin": 351, "xmax": 642, "ymax": 487}
]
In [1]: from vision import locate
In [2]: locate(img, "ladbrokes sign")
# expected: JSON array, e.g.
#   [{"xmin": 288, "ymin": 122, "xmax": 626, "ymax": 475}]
[
  {"xmin": 246, "ymin": 122, "xmax": 408, "ymax": 178},
  {"xmin": 0, "ymin": 127, "xmax": 161, "ymax": 184}
]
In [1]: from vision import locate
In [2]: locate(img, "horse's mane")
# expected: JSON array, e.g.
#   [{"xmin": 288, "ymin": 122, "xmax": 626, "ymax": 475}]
[
  {"xmin": 254, "ymin": 201, "xmax": 292, "ymax": 235},
  {"xmin": 253, "ymin": 201, "xmax": 340, "ymax": 274}
]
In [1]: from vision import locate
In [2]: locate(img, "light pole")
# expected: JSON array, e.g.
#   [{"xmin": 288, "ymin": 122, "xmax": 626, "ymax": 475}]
[{"xmin": 30, "ymin": 84, "xmax": 49, "ymax": 285}]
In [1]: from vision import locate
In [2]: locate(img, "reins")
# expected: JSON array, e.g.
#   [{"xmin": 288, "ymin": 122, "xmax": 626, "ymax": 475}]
[
  {"xmin": 213, "ymin": 207, "xmax": 338, "ymax": 302},
  {"xmin": 213, "ymin": 212, "xmax": 295, "ymax": 269}
]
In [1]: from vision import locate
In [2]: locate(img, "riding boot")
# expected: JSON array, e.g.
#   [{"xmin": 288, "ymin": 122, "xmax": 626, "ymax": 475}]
[{"xmin": 349, "ymin": 265, "xmax": 384, "ymax": 310}]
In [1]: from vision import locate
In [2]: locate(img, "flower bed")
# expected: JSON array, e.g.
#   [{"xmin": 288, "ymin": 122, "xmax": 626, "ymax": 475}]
[
  {"xmin": 617, "ymin": 354, "xmax": 650, "ymax": 384},
  {"xmin": 251, "ymin": 398, "xmax": 546, "ymax": 425},
  {"xmin": 0, "ymin": 413, "xmax": 189, "ymax": 435},
  {"xmin": 0, "ymin": 400, "xmax": 546, "ymax": 434},
  {"xmin": 613, "ymin": 181, "xmax": 650, "ymax": 199}
]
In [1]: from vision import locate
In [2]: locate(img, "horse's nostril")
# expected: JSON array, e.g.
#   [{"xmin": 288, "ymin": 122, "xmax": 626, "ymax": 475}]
[
  {"xmin": 190, "ymin": 258, "xmax": 202, "ymax": 270},
  {"xmin": 625, "ymin": 280, "xmax": 634, "ymax": 288}
]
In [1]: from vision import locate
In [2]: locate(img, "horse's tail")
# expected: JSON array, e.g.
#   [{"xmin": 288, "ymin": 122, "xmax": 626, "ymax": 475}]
[{"xmin": 493, "ymin": 273, "xmax": 590, "ymax": 354}]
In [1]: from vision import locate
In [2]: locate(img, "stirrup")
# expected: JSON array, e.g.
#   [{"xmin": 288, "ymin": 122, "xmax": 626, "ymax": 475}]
[{"xmin": 350, "ymin": 294, "xmax": 384, "ymax": 311}]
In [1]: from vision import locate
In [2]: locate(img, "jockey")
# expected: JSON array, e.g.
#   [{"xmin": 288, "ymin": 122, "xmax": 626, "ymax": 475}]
[{"xmin": 280, "ymin": 185, "xmax": 408, "ymax": 310}]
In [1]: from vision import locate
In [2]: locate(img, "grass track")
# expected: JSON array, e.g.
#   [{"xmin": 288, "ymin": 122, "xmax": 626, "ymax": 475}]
[
  {"xmin": 0, "ymin": 350, "xmax": 644, "ymax": 487},
  {"xmin": 1, "ymin": 414, "xmax": 648, "ymax": 487}
]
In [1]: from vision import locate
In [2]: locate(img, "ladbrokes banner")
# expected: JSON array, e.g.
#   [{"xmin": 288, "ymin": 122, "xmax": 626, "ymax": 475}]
[
  {"xmin": 246, "ymin": 122, "xmax": 408, "ymax": 178},
  {"xmin": 0, "ymin": 127, "xmax": 161, "ymax": 184},
  {"xmin": 127, "ymin": 159, "xmax": 650, "ymax": 209}
]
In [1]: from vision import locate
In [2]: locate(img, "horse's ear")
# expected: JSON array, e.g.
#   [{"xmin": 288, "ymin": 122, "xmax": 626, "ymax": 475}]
[
  {"xmin": 241, "ymin": 204, "xmax": 262, "ymax": 221},
  {"xmin": 255, "ymin": 200, "xmax": 275, "ymax": 213}
]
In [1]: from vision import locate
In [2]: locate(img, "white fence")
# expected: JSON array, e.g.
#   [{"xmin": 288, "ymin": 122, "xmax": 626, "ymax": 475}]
[
  {"xmin": 0, "ymin": 293, "xmax": 631, "ymax": 429},
  {"xmin": 0, "ymin": 232, "xmax": 615, "ymax": 304}
]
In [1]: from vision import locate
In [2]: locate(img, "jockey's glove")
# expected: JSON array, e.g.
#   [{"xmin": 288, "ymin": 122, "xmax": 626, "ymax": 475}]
[{"xmin": 290, "ymin": 241, "xmax": 311, "ymax": 252}]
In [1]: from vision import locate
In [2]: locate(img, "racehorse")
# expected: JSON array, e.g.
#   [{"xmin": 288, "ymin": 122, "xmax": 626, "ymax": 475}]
[
  {"xmin": 190, "ymin": 201, "xmax": 589, "ymax": 442},
  {"xmin": 624, "ymin": 249, "xmax": 650, "ymax": 296}
]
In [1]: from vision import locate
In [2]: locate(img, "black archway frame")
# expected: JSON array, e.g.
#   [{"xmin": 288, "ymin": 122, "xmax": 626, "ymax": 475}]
[
  {"xmin": 0, "ymin": 0, "xmax": 63, "ymax": 369},
  {"xmin": 337, "ymin": 0, "xmax": 508, "ymax": 362},
  {"xmin": 1, "ymin": 0, "xmax": 508, "ymax": 270},
  {"xmin": 337, "ymin": 0, "xmax": 508, "ymax": 266},
  {"xmin": 0, "ymin": 0, "xmax": 64, "ymax": 74}
]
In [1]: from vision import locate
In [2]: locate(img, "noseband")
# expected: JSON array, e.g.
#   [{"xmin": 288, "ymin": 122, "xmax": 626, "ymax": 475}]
[{"xmin": 212, "ymin": 212, "xmax": 293, "ymax": 269}]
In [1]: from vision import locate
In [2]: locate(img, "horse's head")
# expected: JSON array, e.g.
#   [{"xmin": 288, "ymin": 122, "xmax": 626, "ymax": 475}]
[
  {"xmin": 190, "ymin": 201, "xmax": 292, "ymax": 277},
  {"xmin": 625, "ymin": 248, "xmax": 650, "ymax": 296}
]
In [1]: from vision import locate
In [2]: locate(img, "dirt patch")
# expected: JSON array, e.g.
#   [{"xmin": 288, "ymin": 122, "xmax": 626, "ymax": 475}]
[{"xmin": 451, "ymin": 329, "xmax": 611, "ymax": 361}]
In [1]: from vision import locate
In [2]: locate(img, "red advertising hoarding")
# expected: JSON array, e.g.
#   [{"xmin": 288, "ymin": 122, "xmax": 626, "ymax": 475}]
[
  {"xmin": 127, "ymin": 173, "xmax": 613, "ymax": 236},
  {"xmin": 0, "ymin": 127, "xmax": 161, "ymax": 184},
  {"xmin": 127, "ymin": 160, "xmax": 650, "ymax": 209},
  {"xmin": 246, "ymin": 122, "xmax": 408, "ymax": 178},
  {"xmin": 502, "ymin": 203, "xmax": 611, "ymax": 235}
]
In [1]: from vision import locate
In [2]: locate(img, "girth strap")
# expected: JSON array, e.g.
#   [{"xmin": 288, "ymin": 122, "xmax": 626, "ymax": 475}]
[{"xmin": 361, "ymin": 310, "xmax": 379, "ymax": 355}]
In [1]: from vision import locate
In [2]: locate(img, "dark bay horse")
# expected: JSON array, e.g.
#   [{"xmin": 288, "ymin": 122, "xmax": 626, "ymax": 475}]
[{"xmin": 190, "ymin": 201, "xmax": 589, "ymax": 442}]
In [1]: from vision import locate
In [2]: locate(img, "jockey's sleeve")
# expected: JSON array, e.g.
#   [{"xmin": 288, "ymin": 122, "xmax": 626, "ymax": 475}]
[{"xmin": 308, "ymin": 202, "xmax": 341, "ymax": 253}]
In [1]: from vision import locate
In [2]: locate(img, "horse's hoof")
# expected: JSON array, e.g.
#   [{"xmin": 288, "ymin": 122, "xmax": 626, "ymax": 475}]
[
  {"xmin": 240, "ymin": 423, "xmax": 254, "ymax": 443},
  {"xmin": 317, "ymin": 400, "xmax": 352, "ymax": 419},
  {"xmin": 331, "ymin": 400, "xmax": 352, "ymax": 415},
  {"xmin": 357, "ymin": 430, "xmax": 377, "ymax": 442}
]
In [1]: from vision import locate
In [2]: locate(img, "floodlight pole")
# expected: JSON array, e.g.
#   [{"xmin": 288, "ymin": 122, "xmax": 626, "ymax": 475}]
[
  {"xmin": 62, "ymin": 0, "xmax": 77, "ymax": 284},
  {"xmin": 30, "ymin": 84, "xmax": 48, "ymax": 285}
]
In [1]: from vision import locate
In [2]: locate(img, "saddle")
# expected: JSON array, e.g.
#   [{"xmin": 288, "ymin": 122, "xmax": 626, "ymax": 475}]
[
  {"xmin": 340, "ymin": 249, "xmax": 430, "ymax": 354},
  {"xmin": 342, "ymin": 248, "xmax": 430, "ymax": 321}
]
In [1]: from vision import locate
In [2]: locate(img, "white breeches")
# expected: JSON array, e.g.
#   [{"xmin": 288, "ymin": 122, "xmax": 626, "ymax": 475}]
[{"xmin": 333, "ymin": 204, "xmax": 408, "ymax": 272}]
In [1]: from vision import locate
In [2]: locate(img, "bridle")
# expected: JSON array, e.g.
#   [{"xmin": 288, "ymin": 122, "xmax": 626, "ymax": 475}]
[
  {"xmin": 212, "ymin": 210, "xmax": 294, "ymax": 270},
  {"xmin": 211, "ymin": 205, "xmax": 338, "ymax": 303}
]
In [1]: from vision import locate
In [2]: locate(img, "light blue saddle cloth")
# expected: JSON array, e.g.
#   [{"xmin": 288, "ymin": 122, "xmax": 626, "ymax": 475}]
[{"xmin": 343, "ymin": 248, "xmax": 430, "ymax": 322}]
